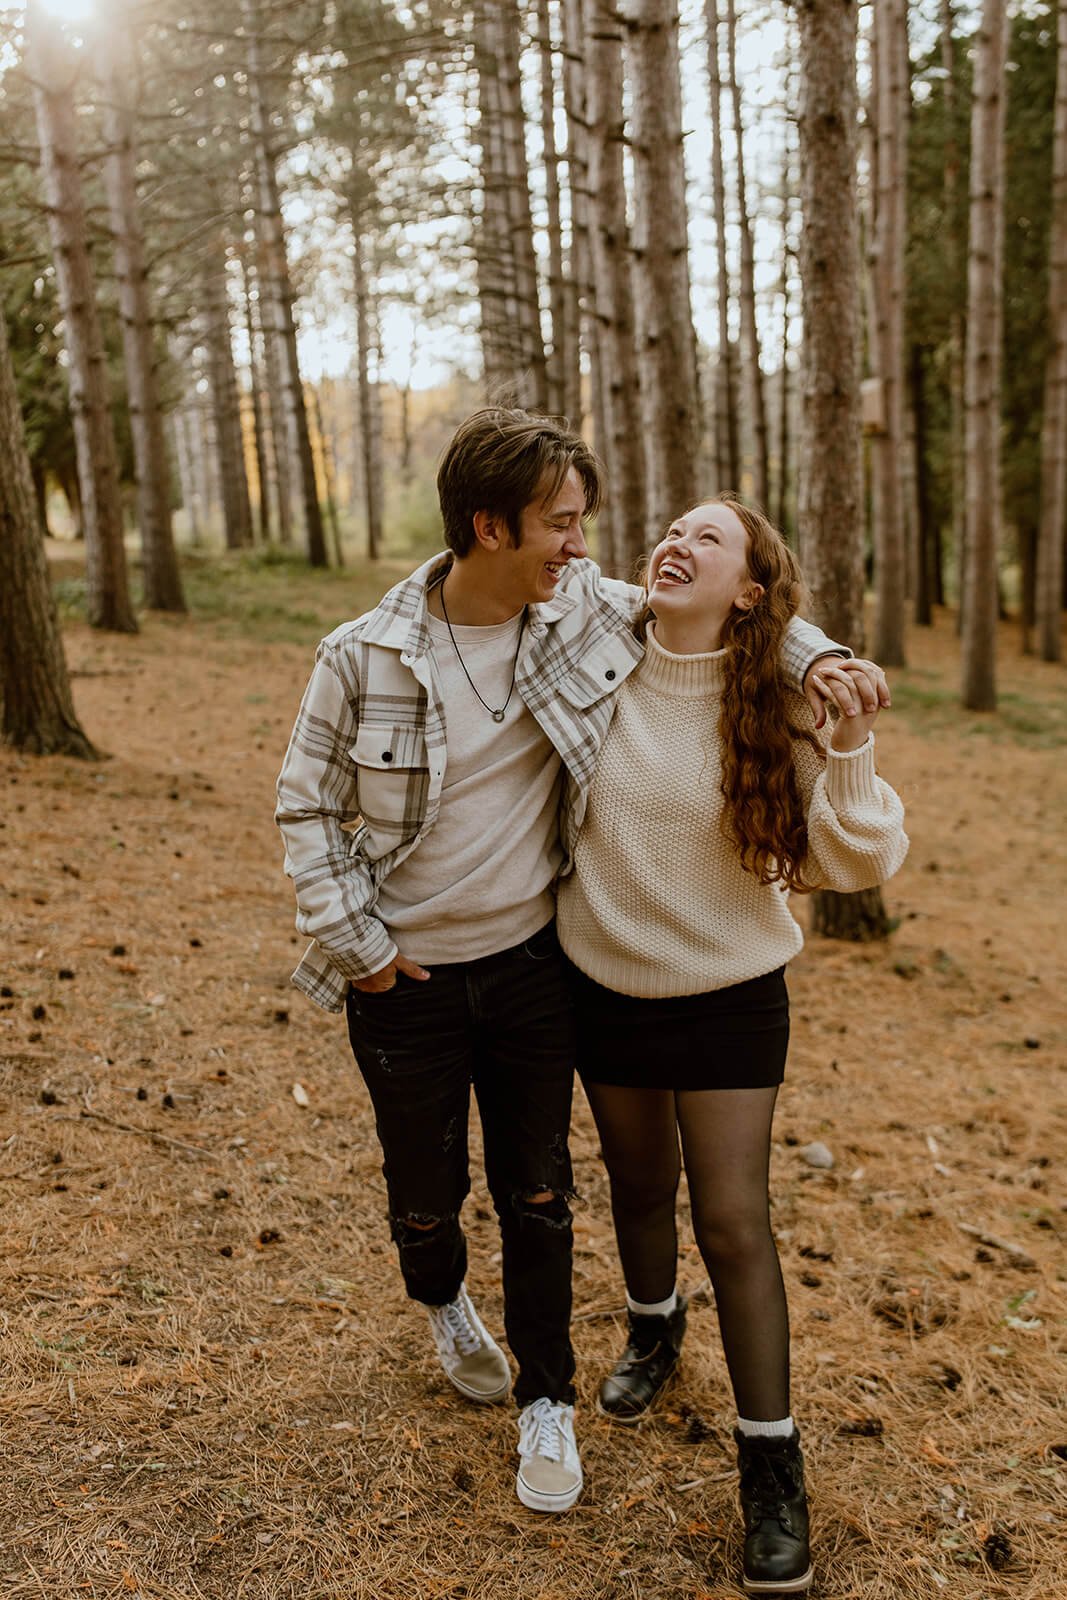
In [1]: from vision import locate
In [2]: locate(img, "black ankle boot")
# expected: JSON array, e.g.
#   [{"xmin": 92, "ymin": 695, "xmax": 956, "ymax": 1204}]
[
  {"xmin": 733, "ymin": 1428, "xmax": 812, "ymax": 1594},
  {"xmin": 598, "ymin": 1296, "xmax": 688, "ymax": 1421}
]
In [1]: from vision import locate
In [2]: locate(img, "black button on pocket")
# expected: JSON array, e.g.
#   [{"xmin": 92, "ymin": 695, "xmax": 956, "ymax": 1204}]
[
  {"xmin": 605, "ymin": 669, "xmax": 616, "ymax": 681},
  {"xmin": 381, "ymin": 751, "xmax": 393, "ymax": 762}
]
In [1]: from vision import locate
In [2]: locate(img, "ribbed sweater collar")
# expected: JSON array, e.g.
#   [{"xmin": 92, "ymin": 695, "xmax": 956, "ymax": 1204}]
[{"xmin": 638, "ymin": 625, "xmax": 727, "ymax": 699}]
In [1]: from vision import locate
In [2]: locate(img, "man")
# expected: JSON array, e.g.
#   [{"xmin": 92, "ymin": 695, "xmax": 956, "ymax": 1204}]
[{"xmin": 275, "ymin": 407, "xmax": 886, "ymax": 1514}]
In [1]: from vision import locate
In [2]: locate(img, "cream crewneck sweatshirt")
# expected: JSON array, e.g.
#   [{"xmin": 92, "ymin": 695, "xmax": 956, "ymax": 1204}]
[{"xmin": 556, "ymin": 628, "xmax": 908, "ymax": 998}]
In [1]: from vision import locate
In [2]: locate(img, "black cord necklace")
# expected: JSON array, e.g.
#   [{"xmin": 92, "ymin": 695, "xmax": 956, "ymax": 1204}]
[{"xmin": 438, "ymin": 582, "xmax": 527, "ymax": 723}]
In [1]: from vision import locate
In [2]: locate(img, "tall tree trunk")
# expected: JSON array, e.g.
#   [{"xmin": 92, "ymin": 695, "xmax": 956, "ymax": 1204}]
[
  {"xmin": 777, "ymin": 125, "xmax": 794, "ymax": 538},
  {"xmin": 940, "ymin": 0, "xmax": 966, "ymax": 622},
  {"xmin": 171, "ymin": 402, "xmax": 202, "ymax": 547},
  {"xmin": 909, "ymin": 343, "xmax": 935, "ymax": 623},
  {"xmin": 1037, "ymin": 0, "xmax": 1067, "ymax": 663},
  {"xmin": 243, "ymin": 0, "xmax": 327, "ymax": 566},
  {"xmin": 351, "ymin": 202, "xmax": 384, "ymax": 561},
  {"xmin": 795, "ymin": 0, "xmax": 890, "ymax": 943},
  {"xmin": 26, "ymin": 4, "xmax": 136, "ymax": 633},
  {"xmin": 473, "ymin": 0, "xmax": 547, "ymax": 405},
  {"xmin": 626, "ymin": 0, "xmax": 700, "ymax": 540},
  {"xmin": 308, "ymin": 382, "xmax": 343, "ymax": 568},
  {"xmin": 961, "ymin": 0, "xmax": 1008, "ymax": 711},
  {"xmin": 97, "ymin": 15, "xmax": 185, "ymax": 612},
  {"xmin": 537, "ymin": 0, "xmax": 568, "ymax": 416},
  {"xmin": 726, "ymin": 0, "xmax": 769, "ymax": 507},
  {"xmin": 870, "ymin": 0, "xmax": 908, "ymax": 666},
  {"xmin": 200, "ymin": 243, "xmax": 253, "ymax": 550},
  {"xmin": 239, "ymin": 248, "xmax": 272, "ymax": 544},
  {"xmin": 575, "ymin": 0, "xmax": 646, "ymax": 574},
  {"xmin": 705, "ymin": 0, "xmax": 740, "ymax": 488},
  {"xmin": 0, "ymin": 312, "xmax": 97, "ymax": 758},
  {"xmin": 256, "ymin": 231, "xmax": 294, "ymax": 546}
]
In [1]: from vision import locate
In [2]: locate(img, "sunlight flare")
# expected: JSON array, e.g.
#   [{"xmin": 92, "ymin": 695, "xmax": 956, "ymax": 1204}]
[{"xmin": 31, "ymin": 0, "xmax": 97, "ymax": 22}]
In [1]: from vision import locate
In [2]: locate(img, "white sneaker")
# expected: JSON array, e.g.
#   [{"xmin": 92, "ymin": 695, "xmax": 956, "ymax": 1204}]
[
  {"xmin": 516, "ymin": 1396, "xmax": 582, "ymax": 1512},
  {"xmin": 425, "ymin": 1283, "xmax": 511, "ymax": 1403}
]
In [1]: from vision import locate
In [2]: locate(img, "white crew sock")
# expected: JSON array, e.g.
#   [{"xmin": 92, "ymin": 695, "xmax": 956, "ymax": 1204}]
[
  {"xmin": 737, "ymin": 1414, "xmax": 795, "ymax": 1439},
  {"xmin": 626, "ymin": 1288, "xmax": 678, "ymax": 1318}
]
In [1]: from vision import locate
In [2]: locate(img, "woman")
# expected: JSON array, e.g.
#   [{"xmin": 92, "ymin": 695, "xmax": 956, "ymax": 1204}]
[{"xmin": 557, "ymin": 495, "xmax": 907, "ymax": 1594}]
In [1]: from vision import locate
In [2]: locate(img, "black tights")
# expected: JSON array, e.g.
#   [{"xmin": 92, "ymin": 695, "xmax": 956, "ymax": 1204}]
[{"xmin": 583, "ymin": 1081, "xmax": 789, "ymax": 1420}]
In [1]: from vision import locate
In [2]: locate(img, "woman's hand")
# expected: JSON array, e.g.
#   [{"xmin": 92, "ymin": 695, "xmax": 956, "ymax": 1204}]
[{"xmin": 804, "ymin": 657, "xmax": 890, "ymax": 730}]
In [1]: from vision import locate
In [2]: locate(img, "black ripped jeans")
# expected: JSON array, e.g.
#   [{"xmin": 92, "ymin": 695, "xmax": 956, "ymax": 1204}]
[{"xmin": 344, "ymin": 920, "xmax": 576, "ymax": 1406}]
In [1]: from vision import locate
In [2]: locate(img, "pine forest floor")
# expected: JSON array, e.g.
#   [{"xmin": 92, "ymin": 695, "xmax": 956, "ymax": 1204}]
[{"xmin": 1, "ymin": 546, "xmax": 1065, "ymax": 1600}]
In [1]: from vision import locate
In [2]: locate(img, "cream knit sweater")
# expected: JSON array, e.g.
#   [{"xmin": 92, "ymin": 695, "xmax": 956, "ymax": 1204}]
[{"xmin": 556, "ymin": 629, "xmax": 908, "ymax": 998}]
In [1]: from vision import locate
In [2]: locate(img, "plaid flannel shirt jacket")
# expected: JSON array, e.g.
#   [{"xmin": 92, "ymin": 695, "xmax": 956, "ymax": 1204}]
[{"xmin": 275, "ymin": 552, "xmax": 847, "ymax": 1012}]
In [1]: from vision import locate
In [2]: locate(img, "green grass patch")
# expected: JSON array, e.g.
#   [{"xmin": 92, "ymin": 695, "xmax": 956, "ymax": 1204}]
[{"xmin": 889, "ymin": 677, "xmax": 1067, "ymax": 749}]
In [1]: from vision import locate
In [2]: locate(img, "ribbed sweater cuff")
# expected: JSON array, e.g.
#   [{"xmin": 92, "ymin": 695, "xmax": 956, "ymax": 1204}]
[{"xmin": 824, "ymin": 734, "xmax": 880, "ymax": 810}]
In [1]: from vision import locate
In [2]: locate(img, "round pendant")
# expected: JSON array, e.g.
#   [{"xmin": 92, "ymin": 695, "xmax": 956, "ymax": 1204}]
[{"xmin": 492, "ymin": 709, "xmax": 505, "ymax": 723}]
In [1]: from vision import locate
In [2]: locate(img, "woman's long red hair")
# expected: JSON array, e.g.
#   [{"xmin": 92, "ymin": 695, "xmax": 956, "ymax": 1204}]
[{"xmin": 637, "ymin": 493, "xmax": 824, "ymax": 892}]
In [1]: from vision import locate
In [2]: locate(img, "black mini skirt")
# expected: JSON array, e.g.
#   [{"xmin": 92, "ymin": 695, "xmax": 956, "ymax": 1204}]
[{"xmin": 568, "ymin": 962, "xmax": 790, "ymax": 1091}]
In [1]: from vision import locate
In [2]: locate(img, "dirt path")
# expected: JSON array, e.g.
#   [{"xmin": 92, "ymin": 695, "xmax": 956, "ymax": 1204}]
[{"xmin": 1, "ymin": 572, "xmax": 1064, "ymax": 1599}]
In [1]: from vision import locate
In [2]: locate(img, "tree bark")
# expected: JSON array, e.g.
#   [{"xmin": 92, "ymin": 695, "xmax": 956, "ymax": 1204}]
[
  {"xmin": 940, "ymin": 0, "xmax": 966, "ymax": 623},
  {"xmin": 200, "ymin": 242, "xmax": 253, "ymax": 550},
  {"xmin": 26, "ymin": 3, "xmax": 136, "ymax": 633},
  {"xmin": 0, "ymin": 312, "xmax": 97, "ymax": 758},
  {"xmin": 575, "ymin": 0, "xmax": 646, "ymax": 574},
  {"xmin": 626, "ymin": 0, "xmax": 700, "ymax": 541},
  {"xmin": 244, "ymin": 0, "xmax": 327, "ymax": 566},
  {"xmin": 239, "ymin": 248, "xmax": 272, "ymax": 544},
  {"xmin": 1037, "ymin": 0, "xmax": 1067, "ymax": 663},
  {"xmin": 961, "ymin": 0, "xmax": 1008, "ymax": 711},
  {"xmin": 351, "ymin": 202, "xmax": 384, "ymax": 561},
  {"xmin": 97, "ymin": 12, "xmax": 185, "ymax": 612},
  {"xmin": 473, "ymin": 0, "xmax": 548, "ymax": 405},
  {"xmin": 909, "ymin": 343, "xmax": 936, "ymax": 623},
  {"xmin": 869, "ymin": 0, "xmax": 908, "ymax": 666},
  {"xmin": 537, "ymin": 0, "xmax": 569, "ymax": 417},
  {"xmin": 726, "ymin": 0, "xmax": 769, "ymax": 507},
  {"xmin": 796, "ymin": 0, "xmax": 890, "ymax": 942},
  {"xmin": 705, "ymin": 0, "xmax": 740, "ymax": 488}
]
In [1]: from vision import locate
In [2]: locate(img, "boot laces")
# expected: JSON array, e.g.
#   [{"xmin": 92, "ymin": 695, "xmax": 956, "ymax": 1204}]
[
  {"xmin": 435, "ymin": 1299, "xmax": 481, "ymax": 1356},
  {"xmin": 744, "ymin": 1453, "xmax": 800, "ymax": 1527},
  {"xmin": 519, "ymin": 1396, "xmax": 566, "ymax": 1461}
]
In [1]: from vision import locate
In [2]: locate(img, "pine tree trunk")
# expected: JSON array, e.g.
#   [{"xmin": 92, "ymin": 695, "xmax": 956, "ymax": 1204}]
[
  {"xmin": 705, "ymin": 0, "xmax": 740, "ymax": 488},
  {"xmin": 471, "ymin": 22, "xmax": 516, "ymax": 393},
  {"xmin": 239, "ymin": 249, "xmax": 272, "ymax": 543},
  {"xmin": 870, "ymin": 0, "xmax": 908, "ymax": 667},
  {"xmin": 537, "ymin": 0, "xmax": 567, "ymax": 417},
  {"xmin": 351, "ymin": 204, "xmax": 384, "ymax": 561},
  {"xmin": 726, "ymin": 0, "xmax": 769, "ymax": 508},
  {"xmin": 171, "ymin": 402, "xmax": 202, "ymax": 546},
  {"xmin": 473, "ymin": 0, "xmax": 547, "ymax": 405},
  {"xmin": 200, "ymin": 245, "xmax": 253, "ymax": 550},
  {"xmin": 777, "ymin": 136, "xmax": 794, "ymax": 537},
  {"xmin": 97, "ymin": 20, "xmax": 185, "ymax": 612},
  {"xmin": 940, "ymin": 0, "xmax": 966, "ymax": 622},
  {"xmin": 796, "ymin": 0, "xmax": 890, "ymax": 943},
  {"xmin": 1037, "ymin": 0, "xmax": 1067, "ymax": 663},
  {"xmin": 961, "ymin": 0, "xmax": 1008, "ymax": 711},
  {"xmin": 576, "ymin": 0, "xmax": 646, "ymax": 574},
  {"xmin": 244, "ymin": 0, "xmax": 326, "ymax": 566},
  {"xmin": 308, "ymin": 382, "xmax": 343, "ymax": 568},
  {"xmin": 909, "ymin": 343, "xmax": 935, "ymax": 623},
  {"xmin": 26, "ymin": 4, "xmax": 136, "ymax": 634},
  {"xmin": 255, "ymin": 231, "xmax": 294, "ymax": 547},
  {"xmin": 626, "ymin": 0, "xmax": 700, "ymax": 542},
  {"xmin": 0, "ymin": 312, "xmax": 97, "ymax": 758}
]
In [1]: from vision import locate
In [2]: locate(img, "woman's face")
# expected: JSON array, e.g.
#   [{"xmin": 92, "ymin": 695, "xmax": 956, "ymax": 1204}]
[{"xmin": 646, "ymin": 502, "xmax": 757, "ymax": 634}]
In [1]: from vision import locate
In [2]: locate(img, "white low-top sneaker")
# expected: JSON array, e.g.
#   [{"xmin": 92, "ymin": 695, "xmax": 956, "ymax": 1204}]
[
  {"xmin": 425, "ymin": 1283, "xmax": 511, "ymax": 1403},
  {"xmin": 516, "ymin": 1396, "xmax": 582, "ymax": 1512}
]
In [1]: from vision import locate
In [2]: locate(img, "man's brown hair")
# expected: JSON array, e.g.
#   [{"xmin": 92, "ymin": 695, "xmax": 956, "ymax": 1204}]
[{"xmin": 437, "ymin": 407, "xmax": 603, "ymax": 556}]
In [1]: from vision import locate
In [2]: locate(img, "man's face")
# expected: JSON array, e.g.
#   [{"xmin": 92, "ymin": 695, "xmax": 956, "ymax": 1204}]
[{"xmin": 494, "ymin": 467, "xmax": 590, "ymax": 606}]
